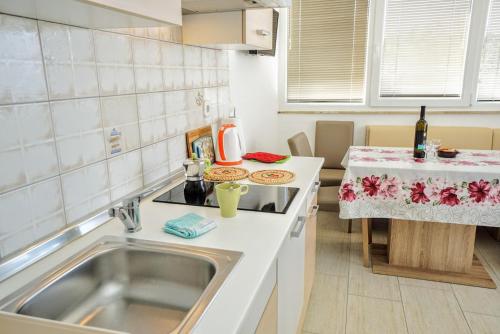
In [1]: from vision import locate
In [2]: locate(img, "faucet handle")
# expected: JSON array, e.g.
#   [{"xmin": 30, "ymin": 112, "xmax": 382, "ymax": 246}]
[
  {"xmin": 109, "ymin": 196, "xmax": 142, "ymax": 233},
  {"xmin": 122, "ymin": 196, "xmax": 141, "ymax": 208}
]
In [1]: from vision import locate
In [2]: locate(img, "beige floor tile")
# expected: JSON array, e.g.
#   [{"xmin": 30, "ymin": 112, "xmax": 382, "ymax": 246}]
[
  {"xmin": 303, "ymin": 273, "xmax": 348, "ymax": 334},
  {"xmin": 452, "ymin": 284, "xmax": 500, "ymax": 317},
  {"xmin": 349, "ymin": 228, "xmax": 386, "ymax": 266},
  {"xmin": 317, "ymin": 211, "xmax": 351, "ymax": 236},
  {"xmin": 475, "ymin": 231, "xmax": 500, "ymax": 283},
  {"xmin": 349, "ymin": 263, "xmax": 401, "ymax": 301},
  {"xmin": 464, "ymin": 312, "xmax": 500, "ymax": 334},
  {"xmin": 346, "ymin": 295, "xmax": 407, "ymax": 334},
  {"xmin": 400, "ymin": 285, "xmax": 471, "ymax": 334},
  {"xmin": 398, "ymin": 276, "xmax": 453, "ymax": 291},
  {"xmin": 349, "ymin": 232, "xmax": 364, "ymax": 266},
  {"xmin": 316, "ymin": 234, "xmax": 350, "ymax": 277}
]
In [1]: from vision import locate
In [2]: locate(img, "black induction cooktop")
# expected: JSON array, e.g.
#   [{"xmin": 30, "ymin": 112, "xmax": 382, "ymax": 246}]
[{"xmin": 153, "ymin": 181, "xmax": 300, "ymax": 214}]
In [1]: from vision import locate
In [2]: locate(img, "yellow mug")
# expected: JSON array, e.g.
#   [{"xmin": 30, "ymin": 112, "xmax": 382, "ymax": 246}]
[{"xmin": 215, "ymin": 183, "xmax": 249, "ymax": 218}]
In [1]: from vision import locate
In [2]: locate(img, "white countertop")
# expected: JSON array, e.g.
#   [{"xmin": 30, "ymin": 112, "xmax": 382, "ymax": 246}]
[{"xmin": 0, "ymin": 156, "xmax": 324, "ymax": 334}]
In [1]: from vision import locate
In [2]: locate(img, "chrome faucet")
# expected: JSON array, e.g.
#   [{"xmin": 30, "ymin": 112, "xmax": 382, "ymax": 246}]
[{"xmin": 109, "ymin": 197, "xmax": 142, "ymax": 233}]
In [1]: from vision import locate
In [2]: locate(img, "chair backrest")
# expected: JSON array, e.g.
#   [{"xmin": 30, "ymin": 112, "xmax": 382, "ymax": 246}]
[
  {"xmin": 315, "ymin": 121, "xmax": 354, "ymax": 169},
  {"xmin": 288, "ymin": 132, "xmax": 313, "ymax": 157},
  {"xmin": 365, "ymin": 125, "xmax": 493, "ymax": 150},
  {"xmin": 365, "ymin": 125, "xmax": 414, "ymax": 147},
  {"xmin": 492, "ymin": 129, "xmax": 500, "ymax": 150}
]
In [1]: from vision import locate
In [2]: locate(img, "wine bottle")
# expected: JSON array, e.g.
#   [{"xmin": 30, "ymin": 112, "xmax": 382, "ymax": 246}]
[{"xmin": 413, "ymin": 106, "xmax": 428, "ymax": 158}]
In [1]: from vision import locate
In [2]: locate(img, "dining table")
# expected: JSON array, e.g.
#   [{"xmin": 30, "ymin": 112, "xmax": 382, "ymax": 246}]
[{"xmin": 339, "ymin": 146, "xmax": 500, "ymax": 288}]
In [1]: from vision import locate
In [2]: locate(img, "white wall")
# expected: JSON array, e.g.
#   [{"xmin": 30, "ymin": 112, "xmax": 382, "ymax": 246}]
[{"xmin": 228, "ymin": 51, "xmax": 280, "ymax": 153}]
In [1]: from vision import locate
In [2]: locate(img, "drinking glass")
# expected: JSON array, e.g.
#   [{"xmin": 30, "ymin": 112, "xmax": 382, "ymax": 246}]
[{"xmin": 427, "ymin": 139, "xmax": 441, "ymax": 160}]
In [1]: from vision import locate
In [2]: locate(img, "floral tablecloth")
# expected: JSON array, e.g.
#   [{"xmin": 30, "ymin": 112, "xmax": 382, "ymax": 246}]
[{"xmin": 338, "ymin": 146, "xmax": 500, "ymax": 227}]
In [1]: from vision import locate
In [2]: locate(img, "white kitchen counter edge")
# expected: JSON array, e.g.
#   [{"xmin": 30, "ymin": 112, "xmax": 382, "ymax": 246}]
[{"xmin": 0, "ymin": 157, "xmax": 324, "ymax": 334}]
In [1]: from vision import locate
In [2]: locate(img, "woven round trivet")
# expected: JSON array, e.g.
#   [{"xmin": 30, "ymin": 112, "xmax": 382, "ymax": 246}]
[
  {"xmin": 248, "ymin": 169, "xmax": 296, "ymax": 185},
  {"xmin": 204, "ymin": 167, "xmax": 249, "ymax": 181}
]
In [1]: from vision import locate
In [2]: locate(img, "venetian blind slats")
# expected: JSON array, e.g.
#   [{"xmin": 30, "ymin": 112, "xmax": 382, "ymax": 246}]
[
  {"xmin": 477, "ymin": 0, "xmax": 500, "ymax": 101},
  {"xmin": 379, "ymin": 0, "xmax": 472, "ymax": 98},
  {"xmin": 287, "ymin": 0, "xmax": 369, "ymax": 102}
]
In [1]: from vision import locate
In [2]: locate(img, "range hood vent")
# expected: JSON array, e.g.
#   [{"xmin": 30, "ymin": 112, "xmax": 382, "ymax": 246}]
[{"xmin": 182, "ymin": 0, "xmax": 290, "ymax": 14}]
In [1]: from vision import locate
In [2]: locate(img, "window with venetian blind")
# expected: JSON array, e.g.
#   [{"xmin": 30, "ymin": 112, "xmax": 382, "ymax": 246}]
[
  {"xmin": 287, "ymin": 0, "xmax": 369, "ymax": 103},
  {"xmin": 477, "ymin": 0, "xmax": 500, "ymax": 101},
  {"xmin": 378, "ymin": 0, "xmax": 472, "ymax": 98}
]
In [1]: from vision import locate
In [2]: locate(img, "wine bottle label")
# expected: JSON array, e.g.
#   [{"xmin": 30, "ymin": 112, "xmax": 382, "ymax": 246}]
[{"xmin": 417, "ymin": 144, "xmax": 425, "ymax": 150}]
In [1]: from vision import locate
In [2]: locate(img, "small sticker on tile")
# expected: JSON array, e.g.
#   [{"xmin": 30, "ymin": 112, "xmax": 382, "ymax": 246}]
[{"xmin": 109, "ymin": 128, "xmax": 122, "ymax": 155}]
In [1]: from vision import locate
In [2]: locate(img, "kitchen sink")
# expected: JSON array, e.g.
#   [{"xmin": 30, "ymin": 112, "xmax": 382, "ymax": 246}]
[{"xmin": 0, "ymin": 237, "xmax": 242, "ymax": 334}]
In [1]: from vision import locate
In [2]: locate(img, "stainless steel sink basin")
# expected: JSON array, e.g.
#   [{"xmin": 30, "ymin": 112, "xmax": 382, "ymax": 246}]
[{"xmin": 0, "ymin": 237, "xmax": 242, "ymax": 334}]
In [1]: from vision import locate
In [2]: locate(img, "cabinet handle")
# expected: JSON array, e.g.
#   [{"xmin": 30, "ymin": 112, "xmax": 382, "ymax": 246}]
[
  {"xmin": 256, "ymin": 29, "xmax": 271, "ymax": 36},
  {"xmin": 311, "ymin": 181, "xmax": 321, "ymax": 194},
  {"xmin": 309, "ymin": 205, "xmax": 319, "ymax": 217},
  {"xmin": 291, "ymin": 216, "xmax": 306, "ymax": 238}
]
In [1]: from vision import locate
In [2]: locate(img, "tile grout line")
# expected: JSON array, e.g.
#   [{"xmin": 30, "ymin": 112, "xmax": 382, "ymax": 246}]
[
  {"xmin": 450, "ymin": 283, "xmax": 474, "ymax": 334},
  {"xmin": 396, "ymin": 277, "xmax": 412, "ymax": 334},
  {"xmin": 90, "ymin": 27, "xmax": 114, "ymax": 209},
  {"xmin": 35, "ymin": 19, "xmax": 69, "ymax": 230},
  {"xmin": 465, "ymin": 310, "xmax": 500, "ymax": 318},
  {"xmin": 474, "ymin": 242, "xmax": 500, "ymax": 284},
  {"xmin": 0, "ymin": 84, "xmax": 224, "ymax": 107},
  {"xmin": 128, "ymin": 30, "xmax": 147, "ymax": 193}
]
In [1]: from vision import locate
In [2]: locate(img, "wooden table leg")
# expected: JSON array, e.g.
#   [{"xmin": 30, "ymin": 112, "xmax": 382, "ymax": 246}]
[
  {"xmin": 371, "ymin": 220, "xmax": 496, "ymax": 289},
  {"xmin": 362, "ymin": 218, "xmax": 371, "ymax": 267}
]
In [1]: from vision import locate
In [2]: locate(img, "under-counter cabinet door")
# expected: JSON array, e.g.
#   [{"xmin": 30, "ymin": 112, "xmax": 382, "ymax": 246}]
[
  {"xmin": 298, "ymin": 198, "xmax": 318, "ymax": 331},
  {"xmin": 255, "ymin": 285, "xmax": 278, "ymax": 334},
  {"xmin": 182, "ymin": 8, "xmax": 273, "ymax": 50},
  {"xmin": 277, "ymin": 204, "xmax": 307, "ymax": 334}
]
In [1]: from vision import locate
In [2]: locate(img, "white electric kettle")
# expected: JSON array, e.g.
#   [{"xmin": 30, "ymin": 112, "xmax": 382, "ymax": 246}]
[{"xmin": 215, "ymin": 124, "xmax": 242, "ymax": 165}]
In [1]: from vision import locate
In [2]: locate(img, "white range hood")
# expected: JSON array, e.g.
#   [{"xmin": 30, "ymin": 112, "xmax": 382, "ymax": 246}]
[{"xmin": 182, "ymin": 0, "xmax": 290, "ymax": 13}]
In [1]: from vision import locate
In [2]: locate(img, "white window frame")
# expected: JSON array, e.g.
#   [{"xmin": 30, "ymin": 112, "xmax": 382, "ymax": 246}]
[{"xmin": 278, "ymin": 0, "xmax": 500, "ymax": 112}]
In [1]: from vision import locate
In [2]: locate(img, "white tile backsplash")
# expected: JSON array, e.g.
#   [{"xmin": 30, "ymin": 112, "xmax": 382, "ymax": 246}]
[
  {"xmin": 51, "ymin": 98, "xmax": 106, "ymax": 172},
  {"xmin": 162, "ymin": 42, "xmax": 184, "ymax": 67},
  {"xmin": 108, "ymin": 150, "xmax": 143, "ymax": 201},
  {"xmin": 141, "ymin": 140, "xmax": 169, "ymax": 186},
  {"xmin": 161, "ymin": 42, "xmax": 185, "ymax": 90},
  {"xmin": 0, "ymin": 177, "xmax": 65, "ymax": 255},
  {"xmin": 0, "ymin": 15, "xmax": 47, "ymax": 105},
  {"xmin": 61, "ymin": 161, "xmax": 110, "ymax": 224},
  {"xmin": 184, "ymin": 45, "xmax": 203, "ymax": 89},
  {"xmin": 218, "ymin": 86, "xmax": 232, "ymax": 119},
  {"xmin": 0, "ymin": 14, "xmax": 229, "ymax": 257},
  {"xmin": 216, "ymin": 50, "xmax": 229, "ymax": 69},
  {"xmin": 165, "ymin": 90, "xmax": 187, "ymax": 114},
  {"xmin": 163, "ymin": 68, "xmax": 186, "ymax": 91},
  {"xmin": 202, "ymin": 49, "xmax": 217, "ymax": 68},
  {"xmin": 166, "ymin": 112, "xmax": 189, "ymax": 137},
  {"xmin": 0, "ymin": 103, "xmax": 58, "ymax": 193},
  {"xmin": 186, "ymin": 89, "xmax": 206, "ymax": 129},
  {"xmin": 39, "ymin": 22, "xmax": 98, "ymax": 99},
  {"xmin": 137, "ymin": 92, "xmax": 167, "ymax": 146},
  {"xmin": 168, "ymin": 135, "xmax": 187, "ymax": 172},
  {"xmin": 93, "ymin": 31, "xmax": 135, "ymax": 96},
  {"xmin": 185, "ymin": 68, "xmax": 204, "ymax": 89},
  {"xmin": 100, "ymin": 95, "xmax": 140, "ymax": 157},
  {"xmin": 204, "ymin": 69, "xmax": 218, "ymax": 87},
  {"xmin": 132, "ymin": 37, "xmax": 163, "ymax": 93},
  {"xmin": 184, "ymin": 45, "xmax": 202, "ymax": 67}
]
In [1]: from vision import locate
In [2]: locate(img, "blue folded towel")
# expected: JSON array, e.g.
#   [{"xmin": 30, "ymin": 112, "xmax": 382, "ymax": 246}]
[{"xmin": 163, "ymin": 213, "xmax": 217, "ymax": 239}]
